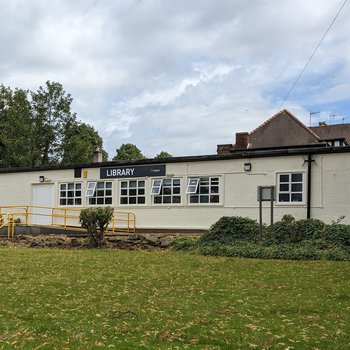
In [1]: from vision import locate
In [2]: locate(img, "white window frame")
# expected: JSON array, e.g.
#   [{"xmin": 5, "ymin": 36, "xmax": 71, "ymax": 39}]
[
  {"xmin": 87, "ymin": 181, "xmax": 113, "ymax": 206},
  {"xmin": 120, "ymin": 179, "xmax": 146, "ymax": 205},
  {"xmin": 59, "ymin": 182, "xmax": 83, "ymax": 206},
  {"xmin": 186, "ymin": 178, "xmax": 199, "ymax": 194},
  {"xmin": 152, "ymin": 178, "xmax": 182, "ymax": 205},
  {"xmin": 187, "ymin": 176, "xmax": 220, "ymax": 205},
  {"xmin": 85, "ymin": 181, "xmax": 97, "ymax": 197},
  {"xmin": 277, "ymin": 172, "xmax": 304, "ymax": 203},
  {"xmin": 151, "ymin": 179, "xmax": 163, "ymax": 195}
]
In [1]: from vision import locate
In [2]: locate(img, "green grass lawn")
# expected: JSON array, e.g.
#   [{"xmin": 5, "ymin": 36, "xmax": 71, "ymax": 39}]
[{"xmin": 0, "ymin": 248, "xmax": 349, "ymax": 350}]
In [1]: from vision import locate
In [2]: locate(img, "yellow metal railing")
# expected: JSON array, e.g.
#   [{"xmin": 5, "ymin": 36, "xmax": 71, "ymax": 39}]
[
  {"xmin": 0, "ymin": 205, "xmax": 136, "ymax": 237},
  {"xmin": 0, "ymin": 213, "xmax": 15, "ymax": 239}
]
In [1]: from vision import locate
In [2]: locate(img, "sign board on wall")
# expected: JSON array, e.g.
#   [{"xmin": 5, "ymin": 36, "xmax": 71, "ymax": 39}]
[{"xmin": 100, "ymin": 164, "xmax": 166, "ymax": 179}]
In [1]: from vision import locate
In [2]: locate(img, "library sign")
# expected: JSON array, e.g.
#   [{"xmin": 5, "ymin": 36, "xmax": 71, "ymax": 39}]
[{"xmin": 100, "ymin": 164, "xmax": 166, "ymax": 179}]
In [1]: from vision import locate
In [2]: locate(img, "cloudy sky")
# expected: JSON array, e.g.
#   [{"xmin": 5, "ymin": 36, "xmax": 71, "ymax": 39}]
[{"xmin": 1, "ymin": 0, "xmax": 350, "ymax": 158}]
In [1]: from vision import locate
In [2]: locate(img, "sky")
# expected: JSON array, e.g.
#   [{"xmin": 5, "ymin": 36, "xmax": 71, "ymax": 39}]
[{"xmin": 1, "ymin": 0, "xmax": 350, "ymax": 159}]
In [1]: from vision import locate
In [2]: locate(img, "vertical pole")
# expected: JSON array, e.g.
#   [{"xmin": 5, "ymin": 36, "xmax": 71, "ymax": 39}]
[
  {"xmin": 258, "ymin": 186, "xmax": 263, "ymax": 236},
  {"xmin": 270, "ymin": 186, "xmax": 274, "ymax": 228},
  {"xmin": 307, "ymin": 154, "xmax": 312, "ymax": 219}
]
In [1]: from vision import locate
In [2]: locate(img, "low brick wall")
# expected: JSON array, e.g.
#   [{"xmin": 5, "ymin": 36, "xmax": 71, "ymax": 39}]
[{"xmin": 0, "ymin": 233, "xmax": 201, "ymax": 250}]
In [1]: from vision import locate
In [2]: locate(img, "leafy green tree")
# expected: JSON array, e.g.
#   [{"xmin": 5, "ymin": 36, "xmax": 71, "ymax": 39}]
[
  {"xmin": 61, "ymin": 122, "xmax": 108, "ymax": 164},
  {"xmin": 155, "ymin": 151, "xmax": 172, "ymax": 159},
  {"xmin": 113, "ymin": 143, "xmax": 145, "ymax": 161},
  {"xmin": 31, "ymin": 81, "xmax": 76, "ymax": 164},
  {"xmin": 0, "ymin": 85, "xmax": 34, "ymax": 167},
  {"xmin": 0, "ymin": 81, "xmax": 108, "ymax": 168}
]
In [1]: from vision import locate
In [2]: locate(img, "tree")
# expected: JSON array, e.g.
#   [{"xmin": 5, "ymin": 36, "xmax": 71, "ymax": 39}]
[
  {"xmin": 31, "ymin": 81, "xmax": 76, "ymax": 165},
  {"xmin": 155, "ymin": 151, "xmax": 172, "ymax": 159},
  {"xmin": 0, "ymin": 81, "xmax": 108, "ymax": 168},
  {"xmin": 113, "ymin": 143, "xmax": 145, "ymax": 161},
  {"xmin": 0, "ymin": 85, "xmax": 34, "ymax": 168},
  {"xmin": 61, "ymin": 122, "xmax": 108, "ymax": 164}
]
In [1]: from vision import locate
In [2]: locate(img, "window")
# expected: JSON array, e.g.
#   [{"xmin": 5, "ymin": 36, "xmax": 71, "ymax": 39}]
[
  {"xmin": 87, "ymin": 181, "xmax": 113, "ymax": 205},
  {"xmin": 152, "ymin": 178, "xmax": 181, "ymax": 204},
  {"xmin": 59, "ymin": 182, "xmax": 82, "ymax": 206},
  {"xmin": 151, "ymin": 179, "xmax": 163, "ymax": 195},
  {"xmin": 186, "ymin": 178, "xmax": 199, "ymax": 194},
  {"xmin": 278, "ymin": 172, "xmax": 303, "ymax": 202},
  {"xmin": 120, "ymin": 180, "xmax": 145, "ymax": 205},
  {"xmin": 86, "ymin": 182, "xmax": 97, "ymax": 197},
  {"xmin": 188, "ymin": 177, "xmax": 220, "ymax": 204}
]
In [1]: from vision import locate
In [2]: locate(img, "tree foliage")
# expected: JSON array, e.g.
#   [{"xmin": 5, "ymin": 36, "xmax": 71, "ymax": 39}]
[
  {"xmin": 155, "ymin": 151, "xmax": 172, "ymax": 159},
  {"xmin": 113, "ymin": 143, "xmax": 145, "ymax": 161},
  {"xmin": 0, "ymin": 81, "xmax": 108, "ymax": 167},
  {"xmin": 61, "ymin": 122, "xmax": 108, "ymax": 164}
]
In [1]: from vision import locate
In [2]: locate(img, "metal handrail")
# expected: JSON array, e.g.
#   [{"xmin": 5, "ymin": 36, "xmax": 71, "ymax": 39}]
[
  {"xmin": 0, "ymin": 213, "xmax": 15, "ymax": 239},
  {"xmin": 0, "ymin": 205, "xmax": 136, "ymax": 236}
]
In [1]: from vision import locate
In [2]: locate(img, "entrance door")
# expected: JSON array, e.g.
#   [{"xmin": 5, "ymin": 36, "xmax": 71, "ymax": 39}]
[{"xmin": 31, "ymin": 184, "xmax": 54, "ymax": 225}]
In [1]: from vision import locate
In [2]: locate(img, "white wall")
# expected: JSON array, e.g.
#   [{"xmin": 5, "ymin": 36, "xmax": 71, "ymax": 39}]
[{"xmin": 0, "ymin": 152, "xmax": 349, "ymax": 229}]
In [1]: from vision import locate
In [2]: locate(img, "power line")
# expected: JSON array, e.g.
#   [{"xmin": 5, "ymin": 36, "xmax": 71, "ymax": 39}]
[{"xmin": 276, "ymin": 0, "xmax": 348, "ymax": 112}]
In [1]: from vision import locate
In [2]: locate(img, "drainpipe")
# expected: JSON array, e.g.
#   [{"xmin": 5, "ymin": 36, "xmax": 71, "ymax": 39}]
[{"xmin": 306, "ymin": 153, "xmax": 313, "ymax": 219}]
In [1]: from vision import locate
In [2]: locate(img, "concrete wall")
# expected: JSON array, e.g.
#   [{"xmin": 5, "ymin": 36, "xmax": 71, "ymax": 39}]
[{"xmin": 1, "ymin": 152, "xmax": 350, "ymax": 229}]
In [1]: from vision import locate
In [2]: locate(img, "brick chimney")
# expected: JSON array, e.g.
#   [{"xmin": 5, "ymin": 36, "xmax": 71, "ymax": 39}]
[
  {"xmin": 235, "ymin": 132, "xmax": 249, "ymax": 149},
  {"xmin": 93, "ymin": 146, "xmax": 103, "ymax": 163}
]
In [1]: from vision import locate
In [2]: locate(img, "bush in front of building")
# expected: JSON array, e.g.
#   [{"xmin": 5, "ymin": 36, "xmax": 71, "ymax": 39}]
[
  {"xmin": 195, "ymin": 241, "xmax": 350, "ymax": 261},
  {"xmin": 265, "ymin": 215, "xmax": 325, "ymax": 244},
  {"xmin": 324, "ymin": 224, "xmax": 350, "ymax": 248},
  {"xmin": 199, "ymin": 216, "xmax": 261, "ymax": 245},
  {"xmin": 79, "ymin": 207, "xmax": 114, "ymax": 248},
  {"xmin": 174, "ymin": 215, "xmax": 350, "ymax": 261}
]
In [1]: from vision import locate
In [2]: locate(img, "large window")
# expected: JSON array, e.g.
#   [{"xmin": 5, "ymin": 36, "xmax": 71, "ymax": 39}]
[
  {"xmin": 120, "ymin": 180, "xmax": 146, "ymax": 205},
  {"xmin": 59, "ymin": 182, "xmax": 82, "ymax": 206},
  {"xmin": 87, "ymin": 181, "xmax": 113, "ymax": 205},
  {"xmin": 151, "ymin": 178, "xmax": 181, "ymax": 204},
  {"xmin": 277, "ymin": 172, "xmax": 303, "ymax": 202},
  {"xmin": 187, "ymin": 177, "xmax": 220, "ymax": 204}
]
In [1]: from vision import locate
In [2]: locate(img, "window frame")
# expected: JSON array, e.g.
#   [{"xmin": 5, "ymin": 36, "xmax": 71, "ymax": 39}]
[
  {"xmin": 186, "ymin": 178, "xmax": 199, "ymax": 194},
  {"xmin": 151, "ymin": 179, "xmax": 163, "ymax": 196},
  {"xmin": 151, "ymin": 177, "xmax": 182, "ymax": 205},
  {"xmin": 86, "ymin": 181, "xmax": 113, "ymax": 206},
  {"xmin": 277, "ymin": 172, "xmax": 304, "ymax": 204},
  {"xmin": 85, "ymin": 181, "xmax": 97, "ymax": 197},
  {"xmin": 119, "ymin": 179, "xmax": 146, "ymax": 206},
  {"xmin": 59, "ymin": 182, "xmax": 83, "ymax": 206},
  {"xmin": 187, "ymin": 176, "xmax": 221, "ymax": 205}
]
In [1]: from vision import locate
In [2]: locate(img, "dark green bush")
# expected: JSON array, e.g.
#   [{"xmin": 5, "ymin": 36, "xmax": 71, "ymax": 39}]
[
  {"xmin": 197, "ymin": 242, "xmax": 350, "ymax": 261},
  {"xmin": 324, "ymin": 224, "xmax": 350, "ymax": 248},
  {"xmin": 172, "ymin": 238, "xmax": 199, "ymax": 251},
  {"xmin": 200, "ymin": 216, "xmax": 261, "ymax": 245},
  {"xmin": 265, "ymin": 215, "xmax": 296, "ymax": 244},
  {"xmin": 266, "ymin": 216, "xmax": 325, "ymax": 244},
  {"xmin": 294, "ymin": 219, "xmax": 325, "ymax": 240}
]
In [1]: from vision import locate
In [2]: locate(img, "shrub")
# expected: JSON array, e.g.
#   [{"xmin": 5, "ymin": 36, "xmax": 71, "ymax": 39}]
[
  {"xmin": 197, "ymin": 242, "xmax": 350, "ymax": 261},
  {"xmin": 265, "ymin": 215, "xmax": 296, "ymax": 244},
  {"xmin": 266, "ymin": 216, "xmax": 325, "ymax": 244},
  {"xmin": 172, "ymin": 238, "xmax": 199, "ymax": 251},
  {"xmin": 324, "ymin": 224, "xmax": 350, "ymax": 248},
  {"xmin": 293, "ymin": 219, "xmax": 325, "ymax": 240},
  {"xmin": 80, "ymin": 207, "xmax": 114, "ymax": 248},
  {"xmin": 199, "ymin": 216, "xmax": 261, "ymax": 245}
]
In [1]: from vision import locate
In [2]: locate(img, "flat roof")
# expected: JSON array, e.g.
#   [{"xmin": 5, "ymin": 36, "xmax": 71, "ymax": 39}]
[{"xmin": 1, "ymin": 144, "xmax": 350, "ymax": 174}]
